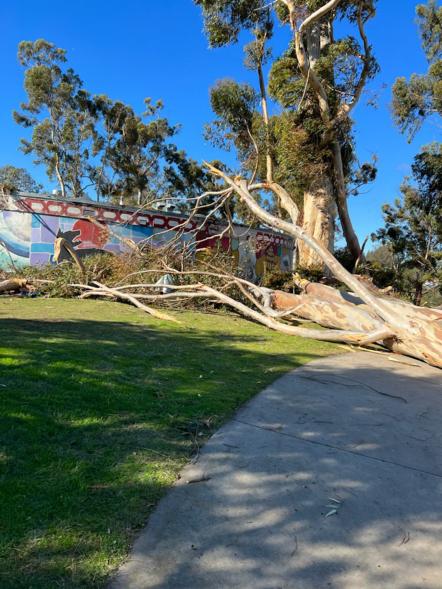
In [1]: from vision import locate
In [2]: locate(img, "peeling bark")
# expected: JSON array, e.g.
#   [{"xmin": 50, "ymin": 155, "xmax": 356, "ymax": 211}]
[{"xmin": 298, "ymin": 176, "xmax": 336, "ymax": 270}]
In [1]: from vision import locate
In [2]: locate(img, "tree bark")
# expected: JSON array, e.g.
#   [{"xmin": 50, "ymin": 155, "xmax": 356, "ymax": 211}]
[
  {"xmin": 289, "ymin": 1, "xmax": 362, "ymax": 264},
  {"xmin": 298, "ymin": 175, "xmax": 336, "ymax": 270},
  {"xmin": 271, "ymin": 288, "xmax": 442, "ymax": 368}
]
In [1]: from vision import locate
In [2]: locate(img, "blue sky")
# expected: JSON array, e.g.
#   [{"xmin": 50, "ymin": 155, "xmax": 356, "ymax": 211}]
[{"xmin": 0, "ymin": 0, "xmax": 439, "ymax": 242}]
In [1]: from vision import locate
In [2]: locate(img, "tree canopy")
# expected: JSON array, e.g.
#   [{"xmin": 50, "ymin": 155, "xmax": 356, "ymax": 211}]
[
  {"xmin": 373, "ymin": 143, "xmax": 442, "ymax": 305},
  {"xmin": 0, "ymin": 165, "xmax": 42, "ymax": 193},
  {"xmin": 13, "ymin": 39, "xmax": 214, "ymax": 207},
  {"xmin": 196, "ymin": 0, "xmax": 379, "ymax": 265},
  {"xmin": 392, "ymin": 0, "xmax": 442, "ymax": 140},
  {"xmin": 14, "ymin": 39, "xmax": 97, "ymax": 199}
]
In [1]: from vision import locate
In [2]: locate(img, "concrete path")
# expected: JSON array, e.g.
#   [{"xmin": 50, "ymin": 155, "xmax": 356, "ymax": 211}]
[{"xmin": 112, "ymin": 352, "xmax": 442, "ymax": 589}]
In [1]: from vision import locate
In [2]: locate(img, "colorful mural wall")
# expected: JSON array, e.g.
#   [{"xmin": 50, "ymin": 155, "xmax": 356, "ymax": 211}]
[{"xmin": 0, "ymin": 194, "xmax": 293, "ymax": 278}]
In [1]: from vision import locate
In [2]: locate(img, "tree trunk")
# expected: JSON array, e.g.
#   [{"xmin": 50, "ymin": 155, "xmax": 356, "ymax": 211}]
[
  {"xmin": 331, "ymin": 140, "xmax": 362, "ymax": 263},
  {"xmin": 298, "ymin": 175, "xmax": 336, "ymax": 270},
  {"xmin": 293, "ymin": 13, "xmax": 362, "ymax": 266},
  {"xmin": 414, "ymin": 281, "xmax": 424, "ymax": 306},
  {"xmin": 55, "ymin": 157, "xmax": 67, "ymax": 199},
  {"xmin": 297, "ymin": 25, "xmax": 338, "ymax": 269},
  {"xmin": 271, "ymin": 287, "xmax": 442, "ymax": 368}
]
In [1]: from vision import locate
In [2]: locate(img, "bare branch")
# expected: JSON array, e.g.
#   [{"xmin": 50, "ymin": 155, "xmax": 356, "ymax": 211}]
[{"xmin": 204, "ymin": 161, "xmax": 402, "ymax": 325}]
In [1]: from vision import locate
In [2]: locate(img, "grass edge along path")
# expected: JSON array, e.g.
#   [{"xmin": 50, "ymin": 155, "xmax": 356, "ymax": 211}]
[{"xmin": 0, "ymin": 298, "xmax": 338, "ymax": 588}]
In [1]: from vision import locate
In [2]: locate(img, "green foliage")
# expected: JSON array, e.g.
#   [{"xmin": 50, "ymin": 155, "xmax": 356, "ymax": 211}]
[
  {"xmin": 268, "ymin": 49, "xmax": 304, "ymax": 109},
  {"xmin": 373, "ymin": 143, "xmax": 442, "ymax": 304},
  {"xmin": 392, "ymin": 74, "xmax": 439, "ymax": 140},
  {"xmin": 14, "ymin": 39, "xmax": 97, "ymax": 198},
  {"xmin": 392, "ymin": 0, "xmax": 442, "ymax": 140},
  {"xmin": 206, "ymin": 79, "xmax": 258, "ymax": 158},
  {"xmin": 0, "ymin": 165, "xmax": 42, "ymax": 193},
  {"xmin": 417, "ymin": 0, "xmax": 442, "ymax": 63},
  {"xmin": 0, "ymin": 297, "xmax": 336, "ymax": 587},
  {"xmin": 198, "ymin": 1, "xmax": 379, "ymax": 233},
  {"xmin": 194, "ymin": 0, "xmax": 269, "ymax": 47},
  {"xmin": 270, "ymin": 112, "xmax": 323, "ymax": 202},
  {"xmin": 91, "ymin": 95, "xmax": 179, "ymax": 205}
]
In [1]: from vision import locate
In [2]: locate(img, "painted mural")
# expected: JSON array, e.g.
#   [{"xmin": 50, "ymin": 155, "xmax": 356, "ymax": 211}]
[{"xmin": 0, "ymin": 194, "xmax": 293, "ymax": 277}]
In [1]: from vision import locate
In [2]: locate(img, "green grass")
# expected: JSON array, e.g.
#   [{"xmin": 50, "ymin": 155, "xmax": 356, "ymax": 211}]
[{"xmin": 0, "ymin": 298, "xmax": 338, "ymax": 588}]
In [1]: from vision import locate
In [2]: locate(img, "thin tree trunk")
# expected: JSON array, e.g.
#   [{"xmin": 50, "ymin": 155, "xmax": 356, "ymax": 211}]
[
  {"xmin": 257, "ymin": 63, "xmax": 273, "ymax": 184},
  {"xmin": 414, "ymin": 281, "xmax": 424, "ymax": 306},
  {"xmin": 331, "ymin": 140, "xmax": 362, "ymax": 262},
  {"xmin": 54, "ymin": 155, "xmax": 66, "ymax": 198}
]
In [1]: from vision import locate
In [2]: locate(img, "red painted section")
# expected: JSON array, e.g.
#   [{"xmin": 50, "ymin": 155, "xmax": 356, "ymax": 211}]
[{"xmin": 71, "ymin": 220, "xmax": 110, "ymax": 249}]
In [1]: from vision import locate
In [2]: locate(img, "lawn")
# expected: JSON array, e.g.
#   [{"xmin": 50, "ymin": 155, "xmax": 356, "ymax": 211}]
[{"xmin": 0, "ymin": 298, "xmax": 338, "ymax": 588}]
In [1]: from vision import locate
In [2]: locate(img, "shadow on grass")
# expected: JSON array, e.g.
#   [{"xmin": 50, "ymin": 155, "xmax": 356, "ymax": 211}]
[{"xmin": 0, "ymin": 315, "xmax": 330, "ymax": 588}]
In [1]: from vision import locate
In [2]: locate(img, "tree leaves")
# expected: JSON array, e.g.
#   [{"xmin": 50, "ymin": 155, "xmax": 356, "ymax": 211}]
[{"xmin": 392, "ymin": 0, "xmax": 442, "ymax": 141}]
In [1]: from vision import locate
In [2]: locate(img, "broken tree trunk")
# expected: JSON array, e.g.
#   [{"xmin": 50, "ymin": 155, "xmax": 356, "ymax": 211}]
[
  {"xmin": 203, "ymin": 163, "xmax": 442, "ymax": 369},
  {"xmin": 272, "ymin": 287, "xmax": 442, "ymax": 367}
]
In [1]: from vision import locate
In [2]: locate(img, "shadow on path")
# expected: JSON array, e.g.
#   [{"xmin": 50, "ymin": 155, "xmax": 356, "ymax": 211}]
[{"xmin": 112, "ymin": 352, "xmax": 442, "ymax": 589}]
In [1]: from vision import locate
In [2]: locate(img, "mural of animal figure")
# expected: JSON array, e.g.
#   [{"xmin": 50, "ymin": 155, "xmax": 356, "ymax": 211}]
[{"xmin": 53, "ymin": 221, "xmax": 111, "ymax": 263}]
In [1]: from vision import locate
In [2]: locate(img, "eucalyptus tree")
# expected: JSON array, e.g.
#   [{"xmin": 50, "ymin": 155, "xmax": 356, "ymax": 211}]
[
  {"xmin": 14, "ymin": 39, "xmax": 97, "ymax": 199},
  {"xmin": 373, "ymin": 143, "xmax": 442, "ymax": 305},
  {"xmin": 387, "ymin": 1, "xmax": 442, "ymax": 303},
  {"xmin": 90, "ymin": 95, "xmax": 217, "ymax": 208},
  {"xmin": 393, "ymin": 0, "xmax": 442, "ymax": 141},
  {"xmin": 196, "ymin": 0, "xmax": 379, "ymax": 268}
]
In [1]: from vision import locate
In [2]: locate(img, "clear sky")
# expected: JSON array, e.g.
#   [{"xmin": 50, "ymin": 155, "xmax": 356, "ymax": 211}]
[{"xmin": 0, "ymin": 0, "xmax": 439, "ymax": 242}]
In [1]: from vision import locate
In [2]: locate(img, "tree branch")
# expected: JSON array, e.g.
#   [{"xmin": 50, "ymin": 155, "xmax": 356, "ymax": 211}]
[{"xmin": 204, "ymin": 161, "xmax": 403, "ymax": 325}]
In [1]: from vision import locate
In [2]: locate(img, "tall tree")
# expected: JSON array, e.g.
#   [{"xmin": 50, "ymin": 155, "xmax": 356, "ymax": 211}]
[
  {"xmin": 196, "ymin": 0, "xmax": 379, "ymax": 268},
  {"xmin": 14, "ymin": 39, "xmax": 97, "ymax": 199},
  {"xmin": 388, "ymin": 1, "xmax": 442, "ymax": 303},
  {"xmin": 91, "ymin": 95, "xmax": 217, "ymax": 208},
  {"xmin": 392, "ymin": 0, "xmax": 442, "ymax": 141},
  {"xmin": 373, "ymin": 144, "xmax": 442, "ymax": 305},
  {"xmin": 0, "ymin": 165, "xmax": 42, "ymax": 193}
]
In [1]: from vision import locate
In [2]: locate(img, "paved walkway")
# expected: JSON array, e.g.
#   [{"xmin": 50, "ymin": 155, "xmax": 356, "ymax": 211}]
[{"xmin": 111, "ymin": 352, "xmax": 442, "ymax": 589}]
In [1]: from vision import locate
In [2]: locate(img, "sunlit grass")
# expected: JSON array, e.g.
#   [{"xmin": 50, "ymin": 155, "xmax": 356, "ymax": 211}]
[{"xmin": 0, "ymin": 297, "xmax": 338, "ymax": 588}]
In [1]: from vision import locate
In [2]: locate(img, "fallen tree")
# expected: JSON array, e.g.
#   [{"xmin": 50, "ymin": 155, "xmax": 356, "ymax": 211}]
[
  {"xmin": 11, "ymin": 185, "xmax": 440, "ymax": 368},
  {"xmin": 67, "ymin": 213, "xmax": 442, "ymax": 368},
  {"xmin": 7, "ymin": 1, "xmax": 440, "ymax": 369}
]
